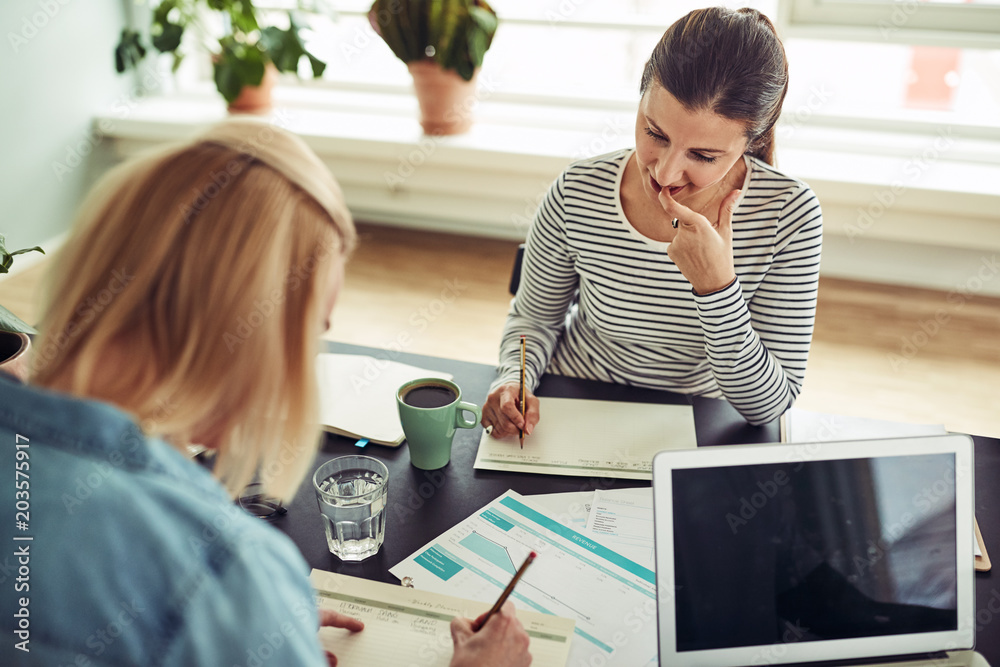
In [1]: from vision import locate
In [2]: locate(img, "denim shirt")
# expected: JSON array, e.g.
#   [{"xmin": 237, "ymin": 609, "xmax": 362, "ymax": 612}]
[{"xmin": 0, "ymin": 373, "xmax": 325, "ymax": 666}]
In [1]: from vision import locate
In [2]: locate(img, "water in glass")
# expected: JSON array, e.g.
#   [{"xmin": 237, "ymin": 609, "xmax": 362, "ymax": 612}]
[{"xmin": 316, "ymin": 468, "xmax": 387, "ymax": 561}]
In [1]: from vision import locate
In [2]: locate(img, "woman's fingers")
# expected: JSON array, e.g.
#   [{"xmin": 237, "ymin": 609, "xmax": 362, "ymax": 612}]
[
  {"xmin": 659, "ymin": 188, "xmax": 708, "ymax": 227},
  {"xmin": 716, "ymin": 189, "xmax": 741, "ymax": 238},
  {"xmin": 524, "ymin": 393, "xmax": 540, "ymax": 435},
  {"xmin": 482, "ymin": 383, "xmax": 540, "ymax": 438},
  {"xmin": 319, "ymin": 609, "xmax": 365, "ymax": 633}
]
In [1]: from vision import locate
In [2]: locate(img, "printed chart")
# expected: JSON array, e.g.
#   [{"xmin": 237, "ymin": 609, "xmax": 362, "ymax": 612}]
[{"xmin": 390, "ymin": 491, "xmax": 660, "ymax": 666}]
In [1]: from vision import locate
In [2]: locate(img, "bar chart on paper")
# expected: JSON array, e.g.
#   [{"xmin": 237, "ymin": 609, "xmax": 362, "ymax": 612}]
[{"xmin": 390, "ymin": 491, "xmax": 659, "ymax": 666}]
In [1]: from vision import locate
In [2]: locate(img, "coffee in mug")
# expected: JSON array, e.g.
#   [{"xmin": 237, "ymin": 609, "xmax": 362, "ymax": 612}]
[
  {"xmin": 396, "ymin": 378, "xmax": 482, "ymax": 470},
  {"xmin": 401, "ymin": 383, "xmax": 457, "ymax": 409}
]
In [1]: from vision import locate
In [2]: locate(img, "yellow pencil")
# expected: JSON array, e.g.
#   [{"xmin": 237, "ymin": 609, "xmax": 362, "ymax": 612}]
[
  {"xmin": 472, "ymin": 551, "xmax": 536, "ymax": 632},
  {"xmin": 519, "ymin": 335, "xmax": 526, "ymax": 449}
]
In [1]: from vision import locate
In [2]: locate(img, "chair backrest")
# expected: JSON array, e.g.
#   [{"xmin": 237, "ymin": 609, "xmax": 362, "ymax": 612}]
[{"xmin": 508, "ymin": 243, "xmax": 526, "ymax": 296}]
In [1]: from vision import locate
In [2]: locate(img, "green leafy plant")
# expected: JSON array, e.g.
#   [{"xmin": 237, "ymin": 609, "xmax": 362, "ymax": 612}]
[
  {"xmin": 115, "ymin": 0, "xmax": 334, "ymax": 104},
  {"xmin": 0, "ymin": 235, "xmax": 44, "ymax": 334},
  {"xmin": 368, "ymin": 0, "xmax": 498, "ymax": 82}
]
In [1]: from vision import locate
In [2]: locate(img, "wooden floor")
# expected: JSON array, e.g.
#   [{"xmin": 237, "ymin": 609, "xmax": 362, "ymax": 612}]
[{"xmin": 3, "ymin": 222, "xmax": 998, "ymax": 438}]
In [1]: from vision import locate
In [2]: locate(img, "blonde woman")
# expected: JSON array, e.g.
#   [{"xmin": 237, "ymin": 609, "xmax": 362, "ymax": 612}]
[{"xmin": 0, "ymin": 120, "xmax": 530, "ymax": 667}]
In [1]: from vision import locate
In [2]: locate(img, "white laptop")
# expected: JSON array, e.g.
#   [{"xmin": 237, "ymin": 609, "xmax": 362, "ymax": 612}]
[{"xmin": 651, "ymin": 435, "xmax": 988, "ymax": 667}]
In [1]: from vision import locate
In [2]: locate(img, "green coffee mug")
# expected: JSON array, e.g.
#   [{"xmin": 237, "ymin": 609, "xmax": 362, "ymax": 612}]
[{"xmin": 396, "ymin": 378, "xmax": 481, "ymax": 470}]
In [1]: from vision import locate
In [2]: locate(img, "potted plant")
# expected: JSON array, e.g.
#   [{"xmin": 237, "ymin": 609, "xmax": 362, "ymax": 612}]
[
  {"xmin": 115, "ymin": 0, "xmax": 335, "ymax": 113},
  {"xmin": 369, "ymin": 0, "xmax": 498, "ymax": 135},
  {"xmin": 0, "ymin": 235, "xmax": 44, "ymax": 381}
]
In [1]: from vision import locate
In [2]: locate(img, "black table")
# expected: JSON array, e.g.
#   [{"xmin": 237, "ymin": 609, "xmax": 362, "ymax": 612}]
[{"xmin": 275, "ymin": 343, "xmax": 999, "ymax": 664}]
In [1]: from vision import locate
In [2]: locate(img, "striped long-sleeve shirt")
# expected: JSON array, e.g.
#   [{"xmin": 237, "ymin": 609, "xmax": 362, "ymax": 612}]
[{"xmin": 494, "ymin": 148, "xmax": 824, "ymax": 425}]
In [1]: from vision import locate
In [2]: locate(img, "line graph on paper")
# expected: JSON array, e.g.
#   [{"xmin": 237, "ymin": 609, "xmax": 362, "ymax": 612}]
[
  {"xmin": 389, "ymin": 491, "xmax": 660, "ymax": 666},
  {"xmin": 459, "ymin": 532, "xmax": 593, "ymax": 622}
]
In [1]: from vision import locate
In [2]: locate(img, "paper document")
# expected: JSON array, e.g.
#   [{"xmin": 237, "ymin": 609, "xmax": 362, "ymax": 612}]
[
  {"xmin": 312, "ymin": 570, "xmax": 574, "ymax": 666},
  {"xmin": 524, "ymin": 491, "xmax": 595, "ymax": 530},
  {"xmin": 585, "ymin": 488, "xmax": 656, "ymax": 570},
  {"xmin": 390, "ymin": 490, "xmax": 659, "ymax": 666},
  {"xmin": 474, "ymin": 396, "xmax": 697, "ymax": 479},
  {"xmin": 316, "ymin": 353, "xmax": 452, "ymax": 446},
  {"xmin": 975, "ymin": 518, "xmax": 989, "ymax": 571},
  {"xmin": 781, "ymin": 408, "xmax": 946, "ymax": 444}
]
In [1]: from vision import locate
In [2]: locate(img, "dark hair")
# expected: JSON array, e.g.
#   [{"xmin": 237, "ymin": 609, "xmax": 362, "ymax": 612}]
[{"xmin": 639, "ymin": 7, "xmax": 788, "ymax": 166}]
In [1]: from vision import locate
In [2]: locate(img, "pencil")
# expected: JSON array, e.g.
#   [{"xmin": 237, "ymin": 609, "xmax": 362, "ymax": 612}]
[
  {"xmin": 519, "ymin": 335, "xmax": 526, "ymax": 449},
  {"xmin": 472, "ymin": 551, "xmax": 536, "ymax": 632}
]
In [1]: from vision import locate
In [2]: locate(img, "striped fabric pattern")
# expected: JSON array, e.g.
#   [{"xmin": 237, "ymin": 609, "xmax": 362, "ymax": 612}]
[{"xmin": 494, "ymin": 148, "xmax": 823, "ymax": 425}]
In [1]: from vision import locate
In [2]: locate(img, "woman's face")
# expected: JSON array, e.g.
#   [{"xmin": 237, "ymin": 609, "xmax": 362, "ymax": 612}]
[{"xmin": 634, "ymin": 82, "xmax": 748, "ymax": 206}]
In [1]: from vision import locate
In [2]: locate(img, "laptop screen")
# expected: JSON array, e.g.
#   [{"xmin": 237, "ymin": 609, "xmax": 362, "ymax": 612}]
[{"xmin": 670, "ymin": 453, "xmax": 958, "ymax": 652}]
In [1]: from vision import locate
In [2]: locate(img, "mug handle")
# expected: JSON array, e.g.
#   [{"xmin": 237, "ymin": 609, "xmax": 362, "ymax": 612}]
[{"xmin": 454, "ymin": 401, "xmax": 482, "ymax": 430}]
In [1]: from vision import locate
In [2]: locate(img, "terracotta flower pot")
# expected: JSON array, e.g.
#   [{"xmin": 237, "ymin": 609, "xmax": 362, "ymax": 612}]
[
  {"xmin": 407, "ymin": 60, "xmax": 479, "ymax": 135},
  {"xmin": 227, "ymin": 63, "xmax": 279, "ymax": 115},
  {"xmin": 0, "ymin": 331, "xmax": 31, "ymax": 382}
]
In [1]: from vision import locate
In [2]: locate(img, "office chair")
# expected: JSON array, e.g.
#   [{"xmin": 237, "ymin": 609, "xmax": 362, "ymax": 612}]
[{"xmin": 509, "ymin": 243, "xmax": 526, "ymax": 296}]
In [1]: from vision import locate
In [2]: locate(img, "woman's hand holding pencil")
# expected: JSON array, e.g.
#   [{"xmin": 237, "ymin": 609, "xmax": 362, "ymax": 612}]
[
  {"xmin": 449, "ymin": 551, "xmax": 536, "ymax": 667},
  {"xmin": 481, "ymin": 382, "xmax": 540, "ymax": 440},
  {"xmin": 449, "ymin": 600, "xmax": 532, "ymax": 667}
]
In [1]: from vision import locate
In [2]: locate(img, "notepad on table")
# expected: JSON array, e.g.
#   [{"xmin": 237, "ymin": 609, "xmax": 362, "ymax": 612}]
[
  {"xmin": 780, "ymin": 407, "xmax": 947, "ymax": 443},
  {"xmin": 474, "ymin": 396, "xmax": 697, "ymax": 479},
  {"xmin": 316, "ymin": 353, "xmax": 452, "ymax": 446},
  {"xmin": 312, "ymin": 570, "xmax": 575, "ymax": 666}
]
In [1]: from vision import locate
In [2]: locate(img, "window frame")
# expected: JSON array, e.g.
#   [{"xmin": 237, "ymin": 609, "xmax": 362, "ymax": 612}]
[
  {"xmin": 776, "ymin": 0, "xmax": 1000, "ymax": 49},
  {"xmin": 239, "ymin": 1, "xmax": 1000, "ymax": 140}
]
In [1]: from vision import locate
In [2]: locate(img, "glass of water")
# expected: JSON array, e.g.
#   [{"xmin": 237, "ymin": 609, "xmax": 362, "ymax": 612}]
[{"xmin": 312, "ymin": 455, "xmax": 389, "ymax": 561}]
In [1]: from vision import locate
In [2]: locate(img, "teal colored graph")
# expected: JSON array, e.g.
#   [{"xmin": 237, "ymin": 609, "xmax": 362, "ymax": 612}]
[{"xmin": 459, "ymin": 532, "xmax": 516, "ymax": 575}]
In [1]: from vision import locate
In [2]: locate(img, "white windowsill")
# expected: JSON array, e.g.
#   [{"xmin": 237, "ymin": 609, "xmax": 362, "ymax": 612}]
[{"xmin": 95, "ymin": 85, "xmax": 1000, "ymax": 295}]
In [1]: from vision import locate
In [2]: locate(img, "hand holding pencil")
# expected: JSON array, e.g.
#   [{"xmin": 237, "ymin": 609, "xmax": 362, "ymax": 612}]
[
  {"xmin": 449, "ymin": 600, "xmax": 532, "ymax": 667},
  {"xmin": 481, "ymin": 376, "xmax": 540, "ymax": 441}
]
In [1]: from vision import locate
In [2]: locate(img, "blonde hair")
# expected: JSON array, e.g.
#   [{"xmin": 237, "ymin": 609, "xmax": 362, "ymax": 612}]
[{"xmin": 33, "ymin": 118, "xmax": 356, "ymax": 501}]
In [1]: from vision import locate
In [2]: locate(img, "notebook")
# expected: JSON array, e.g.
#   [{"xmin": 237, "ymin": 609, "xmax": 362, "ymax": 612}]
[
  {"xmin": 651, "ymin": 435, "xmax": 987, "ymax": 667},
  {"xmin": 315, "ymin": 353, "xmax": 452, "ymax": 446}
]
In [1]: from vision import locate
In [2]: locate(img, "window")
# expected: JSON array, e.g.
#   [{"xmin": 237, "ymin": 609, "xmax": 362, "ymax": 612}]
[
  {"xmin": 779, "ymin": 0, "xmax": 1000, "ymax": 49},
  {"xmin": 187, "ymin": 1, "xmax": 999, "ymax": 141}
]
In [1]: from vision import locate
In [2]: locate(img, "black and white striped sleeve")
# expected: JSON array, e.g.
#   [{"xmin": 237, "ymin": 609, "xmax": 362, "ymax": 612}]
[
  {"xmin": 492, "ymin": 174, "xmax": 579, "ymax": 391},
  {"xmin": 694, "ymin": 185, "xmax": 823, "ymax": 424}
]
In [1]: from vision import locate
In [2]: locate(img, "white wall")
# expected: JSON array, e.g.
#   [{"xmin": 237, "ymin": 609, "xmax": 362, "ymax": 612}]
[{"xmin": 0, "ymin": 0, "xmax": 135, "ymax": 257}]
